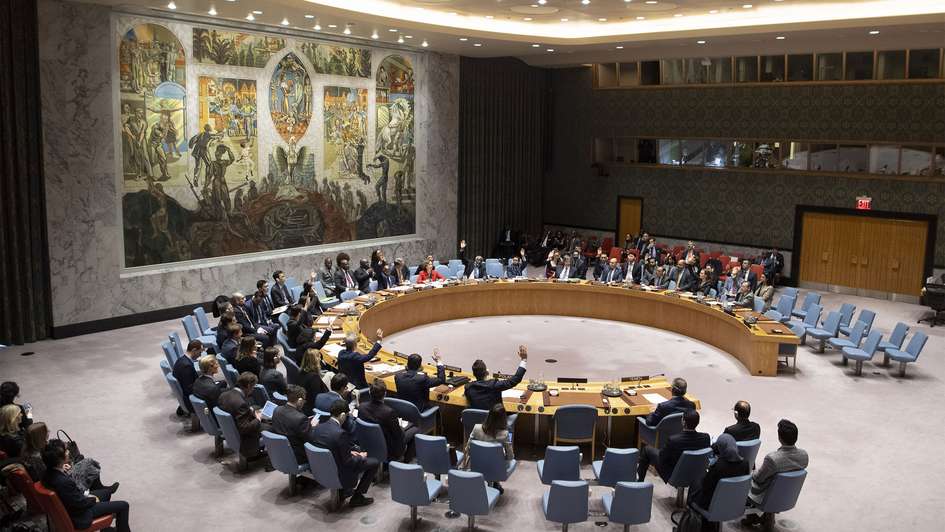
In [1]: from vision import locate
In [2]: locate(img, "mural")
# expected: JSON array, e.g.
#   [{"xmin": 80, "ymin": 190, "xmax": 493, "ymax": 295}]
[
  {"xmin": 301, "ymin": 43, "xmax": 371, "ymax": 78},
  {"xmin": 269, "ymin": 53, "xmax": 312, "ymax": 143},
  {"xmin": 375, "ymin": 55, "xmax": 416, "ymax": 205},
  {"xmin": 192, "ymin": 28, "xmax": 285, "ymax": 68},
  {"xmin": 118, "ymin": 21, "xmax": 417, "ymax": 268},
  {"xmin": 198, "ymin": 76, "xmax": 257, "ymax": 184}
]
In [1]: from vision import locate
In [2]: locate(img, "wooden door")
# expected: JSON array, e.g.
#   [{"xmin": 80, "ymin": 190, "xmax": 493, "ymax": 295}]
[{"xmin": 617, "ymin": 197, "xmax": 642, "ymax": 244}]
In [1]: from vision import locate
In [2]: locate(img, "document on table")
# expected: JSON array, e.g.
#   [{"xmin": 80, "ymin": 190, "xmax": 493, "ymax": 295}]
[
  {"xmin": 501, "ymin": 389, "xmax": 525, "ymax": 400},
  {"xmin": 322, "ymin": 343, "xmax": 343, "ymax": 357},
  {"xmin": 333, "ymin": 302, "xmax": 354, "ymax": 311},
  {"xmin": 368, "ymin": 363, "xmax": 405, "ymax": 374},
  {"xmin": 316, "ymin": 316, "xmax": 336, "ymax": 326},
  {"xmin": 391, "ymin": 285, "xmax": 413, "ymax": 292},
  {"xmin": 642, "ymin": 393, "xmax": 667, "ymax": 405}
]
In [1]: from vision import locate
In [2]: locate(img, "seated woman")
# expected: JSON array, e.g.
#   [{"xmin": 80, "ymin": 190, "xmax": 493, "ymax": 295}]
[
  {"xmin": 21, "ymin": 423, "xmax": 114, "ymax": 493},
  {"xmin": 1, "ymin": 381, "xmax": 32, "ymax": 431},
  {"xmin": 21, "ymin": 422, "xmax": 49, "ymax": 480},
  {"xmin": 459, "ymin": 404, "xmax": 514, "ymax": 493},
  {"xmin": 298, "ymin": 348, "xmax": 329, "ymax": 416},
  {"xmin": 298, "ymin": 281, "xmax": 323, "ymax": 317},
  {"xmin": 259, "ymin": 347, "xmax": 287, "ymax": 398},
  {"xmin": 0, "ymin": 404, "xmax": 25, "ymax": 458},
  {"xmin": 233, "ymin": 336, "xmax": 261, "ymax": 377},
  {"xmin": 416, "ymin": 261, "xmax": 445, "ymax": 283},
  {"xmin": 753, "ymin": 273, "xmax": 774, "ymax": 310},
  {"xmin": 695, "ymin": 269, "xmax": 715, "ymax": 297},
  {"xmin": 42, "ymin": 441, "xmax": 131, "ymax": 532},
  {"xmin": 692, "ymin": 433, "xmax": 749, "ymax": 509}
]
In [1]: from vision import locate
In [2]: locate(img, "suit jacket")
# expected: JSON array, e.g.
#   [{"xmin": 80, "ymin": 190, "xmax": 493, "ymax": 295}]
[
  {"xmin": 648, "ymin": 273, "xmax": 670, "ymax": 289},
  {"xmin": 645, "ymin": 395, "xmax": 696, "ymax": 426},
  {"xmin": 43, "ymin": 469, "xmax": 96, "ymax": 529},
  {"xmin": 234, "ymin": 354, "xmax": 261, "ymax": 377},
  {"xmin": 270, "ymin": 282, "xmax": 294, "ymax": 308},
  {"xmin": 286, "ymin": 319, "xmax": 312, "ymax": 348},
  {"xmin": 377, "ymin": 272, "xmax": 398, "ymax": 289},
  {"xmin": 724, "ymin": 419, "xmax": 761, "ymax": 442},
  {"xmin": 672, "ymin": 266, "xmax": 698, "ymax": 292},
  {"xmin": 464, "ymin": 365, "xmax": 526, "ymax": 410},
  {"xmin": 338, "ymin": 342, "xmax": 382, "ymax": 389},
  {"xmin": 172, "ymin": 355, "xmax": 198, "ymax": 412},
  {"xmin": 695, "ymin": 457, "xmax": 750, "ymax": 508},
  {"xmin": 299, "ymin": 370, "xmax": 329, "ymax": 415},
  {"xmin": 261, "ymin": 368, "xmax": 287, "ymax": 397},
  {"xmin": 763, "ymin": 253, "xmax": 784, "ymax": 277},
  {"xmin": 319, "ymin": 268, "xmax": 337, "ymax": 295},
  {"xmin": 311, "ymin": 418, "xmax": 366, "ymax": 489},
  {"xmin": 395, "ymin": 365, "xmax": 446, "ymax": 412},
  {"xmin": 358, "ymin": 400, "xmax": 407, "ymax": 460},
  {"xmin": 234, "ymin": 305, "xmax": 259, "ymax": 335},
  {"xmin": 392, "ymin": 264, "xmax": 410, "ymax": 285},
  {"xmin": 735, "ymin": 290, "xmax": 755, "ymax": 308},
  {"xmin": 754, "ymin": 284, "xmax": 774, "ymax": 308},
  {"xmin": 555, "ymin": 264, "xmax": 579, "ymax": 279},
  {"xmin": 657, "ymin": 430, "xmax": 711, "ymax": 482},
  {"xmin": 353, "ymin": 267, "xmax": 372, "ymax": 292},
  {"xmin": 463, "ymin": 262, "xmax": 485, "ymax": 279},
  {"xmin": 192, "ymin": 375, "xmax": 226, "ymax": 411},
  {"xmin": 333, "ymin": 268, "xmax": 358, "ymax": 296},
  {"xmin": 751, "ymin": 445, "xmax": 809, "ymax": 498},
  {"xmin": 600, "ymin": 265, "xmax": 624, "ymax": 283},
  {"xmin": 293, "ymin": 328, "xmax": 333, "ymax": 365},
  {"xmin": 623, "ymin": 261, "xmax": 640, "ymax": 283},
  {"xmin": 737, "ymin": 270, "xmax": 758, "ymax": 291},
  {"xmin": 506, "ymin": 263, "xmax": 524, "ymax": 278},
  {"xmin": 246, "ymin": 299, "xmax": 273, "ymax": 327},
  {"xmin": 271, "ymin": 404, "xmax": 313, "ymax": 463},
  {"xmin": 220, "ymin": 337, "xmax": 240, "ymax": 365},
  {"xmin": 218, "ymin": 388, "xmax": 262, "ymax": 456}
]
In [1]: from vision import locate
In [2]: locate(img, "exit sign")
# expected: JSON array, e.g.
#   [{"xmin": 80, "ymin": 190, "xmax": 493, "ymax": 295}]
[{"xmin": 856, "ymin": 196, "xmax": 872, "ymax": 210}]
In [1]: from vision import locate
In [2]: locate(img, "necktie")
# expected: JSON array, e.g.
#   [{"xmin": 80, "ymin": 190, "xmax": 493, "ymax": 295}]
[
  {"xmin": 345, "ymin": 271, "xmax": 353, "ymax": 288},
  {"xmin": 608, "ymin": 270, "xmax": 613, "ymax": 282},
  {"xmin": 256, "ymin": 305, "xmax": 263, "ymax": 324}
]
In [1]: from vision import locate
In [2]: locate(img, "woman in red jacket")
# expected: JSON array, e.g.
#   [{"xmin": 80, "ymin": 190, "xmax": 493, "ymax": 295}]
[{"xmin": 417, "ymin": 261, "xmax": 445, "ymax": 283}]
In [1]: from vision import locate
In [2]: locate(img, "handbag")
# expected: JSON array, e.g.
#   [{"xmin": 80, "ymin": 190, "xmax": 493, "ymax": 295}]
[
  {"xmin": 57, "ymin": 430, "xmax": 83, "ymax": 461},
  {"xmin": 671, "ymin": 508, "xmax": 703, "ymax": 532}
]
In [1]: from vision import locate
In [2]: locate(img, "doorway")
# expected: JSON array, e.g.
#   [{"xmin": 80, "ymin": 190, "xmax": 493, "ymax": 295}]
[{"xmin": 616, "ymin": 196, "xmax": 643, "ymax": 246}]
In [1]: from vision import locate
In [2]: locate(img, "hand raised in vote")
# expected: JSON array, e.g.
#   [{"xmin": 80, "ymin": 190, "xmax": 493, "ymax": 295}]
[
  {"xmin": 376, "ymin": 328, "xmax": 384, "ymax": 340},
  {"xmin": 309, "ymin": 270, "xmax": 317, "ymax": 280},
  {"xmin": 518, "ymin": 345, "xmax": 528, "ymax": 360},
  {"xmin": 460, "ymin": 240, "xmax": 466, "ymax": 249},
  {"xmin": 432, "ymin": 347, "xmax": 441, "ymax": 363}
]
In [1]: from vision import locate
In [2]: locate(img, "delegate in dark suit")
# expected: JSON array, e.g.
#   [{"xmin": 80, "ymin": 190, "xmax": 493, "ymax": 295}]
[
  {"xmin": 338, "ymin": 342, "xmax": 382, "ymax": 389},
  {"xmin": 271, "ymin": 404, "xmax": 313, "ymax": 463},
  {"xmin": 353, "ymin": 265, "xmax": 373, "ymax": 292},
  {"xmin": 555, "ymin": 263, "xmax": 579, "ymax": 279},
  {"xmin": 270, "ymin": 282, "xmax": 294, "ymax": 308},
  {"xmin": 172, "ymin": 355, "xmax": 198, "ymax": 412},
  {"xmin": 333, "ymin": 268, "xmax": 358, "ymax": 296},
  {"xmin": 192, "ymin": 374, "xmax": 226, "ymax": 412},
  {"xmin": 219, "ymin": 336, "xmax": 240, "ymax": 365},
  {"xmin": 217, "ymin": 388, "xmax": 263, "ymax": 458},
  {"xmin": 638, "ymin": 429, "xmax": 711, "ymax": 482},
  {"xmin": 599, "ymin": 265, "xmax": 623, "ymax": 283},
  {"xmin": 43, "ymin": 469, "xmax": 130, "ymax": 532},
  {"xmin": 311, "ymin": 417, "xmax": 378, "ymax": 496},
  {"xmin": 293, "ymin": 328, "xmax": 332, "ymax": 365},
  {"xmin": 463, "ymin": 262, "xmax": 486, "ymax": 279},
  {"xmin": 395, "ymin": 365, "xmax": 446, "ymax": 412},
  {"xmin": 465, "ymin": 365, "xmax": 526, "ymax": 411},
  {"xmin": 645, "ymin": 395, "xmax": 696, "ymax": 426},
  {"xmin": 377, "ymin": 271, "xmax": 398, "ymax": 290},
  {"xmin": 358, "ymin": 400, "xmax": 409, "ymax": 460},
  {"xmin": 724, "ymin": 419, "xmax": 761, "ymax": 442}
]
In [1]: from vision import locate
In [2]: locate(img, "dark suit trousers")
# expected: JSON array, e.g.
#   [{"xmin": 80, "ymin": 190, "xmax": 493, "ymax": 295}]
[
  {"xmin": 90, "ymin": 489, "xmax": 130, "ymax": 532},
  {"xmin": 637, "ymin": 445, "xmax": 661, "ymax": 482},
  {"xmin": 346, "ymin": 456, "xmax": 379, "ymax": 497}
]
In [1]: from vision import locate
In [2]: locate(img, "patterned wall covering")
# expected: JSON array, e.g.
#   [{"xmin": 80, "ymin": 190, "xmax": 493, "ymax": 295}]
[{"xmin": 544, "ymin": 67, "xmax": 945, "ymax": 265}]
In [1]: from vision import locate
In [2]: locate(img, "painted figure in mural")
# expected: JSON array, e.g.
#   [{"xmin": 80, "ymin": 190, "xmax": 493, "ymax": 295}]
[
  {"xmin": 287, "ymin": 137, "xmax": 299, "ymax": 183},
  {"xmin": 237, "ymin": 140, "xmax": 255, "ymax": 180},
  {"xmin": 233, "ymin": 188, "xmax": 244, "ymax": 212},
  {"xmin": 147, "ymin": 121, "xmax": 170, "ymax": 180},
  {"xmin": 247, "ymin": 180, "xmax": 259, "ymax": 201},
  {"xmin": 367, "ymin": 154, "xmax": 390, "ymax": 204},
  {"xmin": 394, "ymin": 170, "xmax": 405, "ymax": 206},
  {"xmin": 145, "ymin": 105, "xmax": 183, "ymax": 157},
  {"xmin": 189, "ymin": 124, "xmax": 222, "ymax": 184},
  {"xmin": 343, "ymin": 183, "xmax": 355, "ymax": 220},
  {"xmin": 355, "ymin": 138, "xmax": 370, "ymax": 183},
  {"xmin": 148, "ymin": 181, "xmax": 173, "ymax": 245},
  {"xmin": 209, "ymin": 144, "xmax": 235, "ymax": 216},
  {"xmin": 377, "ymin": 98, "xmax": 411, "ymax": 156},
  {"xmin": 124, "ymin": 108, "xmax": 150, "ymax": 179},
  {"xmin": 357, "ymin": 190, "xmax": 368, "ymax": 217}
]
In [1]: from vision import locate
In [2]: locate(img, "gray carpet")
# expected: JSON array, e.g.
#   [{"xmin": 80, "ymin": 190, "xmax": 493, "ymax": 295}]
[{"xmin": 2, "ymin": 288, "xmax": 943, "ymax": 531}]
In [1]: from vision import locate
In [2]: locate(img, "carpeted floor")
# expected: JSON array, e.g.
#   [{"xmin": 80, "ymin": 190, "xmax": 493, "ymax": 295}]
[{"xmin": 2, "ymin": 287, "xmax": 943, "ymax": 531}]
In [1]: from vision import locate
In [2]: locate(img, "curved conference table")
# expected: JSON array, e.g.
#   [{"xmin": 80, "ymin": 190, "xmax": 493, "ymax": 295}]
[{"xmin": 316, "ymin": 279, "xmax": 798, "ymax": 447}]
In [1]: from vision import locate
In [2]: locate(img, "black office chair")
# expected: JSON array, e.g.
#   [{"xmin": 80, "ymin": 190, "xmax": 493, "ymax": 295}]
[{"xmin": 919, "ymin": 283, "xmax": 945, "ymax": 327}]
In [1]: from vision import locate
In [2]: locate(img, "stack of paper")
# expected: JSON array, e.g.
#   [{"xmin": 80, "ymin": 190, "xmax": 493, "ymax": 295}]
[
  {"xmin": 369, "ymin": 363, "xmax": 404, "ymax": 374},
  {"xmin": 642, "ymin": 393, "xmax": 667, "ymax": 405},
  {"xmin": 333, "ymin": 302, "xmax": 354, "ymax": 311},
  {"xmin": 322, "ymin": 344, "xmax": 344, "ymax": 357},
  {"xmin": 501, "ymin": 389, "xmax": 525, "ymax": 400}
]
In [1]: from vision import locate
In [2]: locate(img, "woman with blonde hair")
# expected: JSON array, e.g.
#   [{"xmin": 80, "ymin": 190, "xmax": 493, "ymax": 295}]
[
  {"xmin": 298, "ymin": 347, "xmax": 328, "ymax": 415},
  {"xmin": 22, "ymin": 421, "xmax": 49, "ymax": 479},
  {"xmin": 0, "ymin": 404, "xmax": 24, "ymax": 458}
]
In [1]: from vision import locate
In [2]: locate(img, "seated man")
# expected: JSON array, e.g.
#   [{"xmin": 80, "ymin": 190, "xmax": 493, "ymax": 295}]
[
  {"xmin": 338, "ymin": 331, "xmax": 383, "ymax": 389},
  {"xmin": 192, "ymin": 355, "xmax": 227, "ymax": 412},
  {"xmin": 735, "ymin": 281, "xmax": 755, "ymax": 308},
  {"xmin": 555, "ymin": 255, "xmax": 578, "ymax": 280},
  {"xmin": 724, "ymin": 400, "xmax": 761, "ymax": 442},
  {"xmin": 645, "ymin": 377, "xmax": 695, "ymax": 426},
  {"xmin": 637, "ymin": 409, "xmax": 710, "ymax": 482},
  {"xmin": 358, "ymin": 381, "xmax": 417, "ymax": 461},
  {"xmin": 311, "ymin": 399, "xmax": 378, "ymax": 508},
  {"xmin": 720, "ymin": 266, "xmax": 742, "ymax": 302},
  {"xmin": 738, "ymin": 259, "xmax": 758, "ymax": 291},
  {"xmin": 353, "ymin": 259, "xmax": 373, "ymax": 292},
  {"xmin": 218, "ymin": 372, "xmax": 265, "ymax": 461},
  {"xmin": 464, "ymin": 255, "xmax": 486, "ymax": 279},
  {"xmin": 233, "ymin": 292, "xmax": 276, "ymax": 347},
  {"xmin": 172, "ymin": 340, "xmax": 203, "ymax": 415},
  {"xmin": 506, "ymin": 256, "xmax": 525, "ymax": 278},
  {"xmin": 314, "ymin": 374, "xmax": 356, "ymax": 433},
  {"xmin": 394, "ymin": 349, "xmax": 445, "ymax": 412},
  {"xmin": 743, "ymin": 419, "xmax": 809, "ymax": 527},
  {"xmin": 318, "ymin": 258, "xmax": 337, "ymax": 298},
  {"xmin": 270, "ymin": 270, "xmax": 295, "ymax": 308},
  {"xmin": 599, "ymin": 257, "xmax": 623, "ymax": 283},
  {"xmin": 219, "ymin": 324, "xmax": 242, "ymax": 365},
  {"xmin": 376, "ymin": 263, "xmax": 398, "ymax": 289},
  {"xmin": 464, "ymin": 345, "xmax": 527, "ymax": 411},
  {"xmin": 333, "ymin": 253, "xmax": 359, "ymax": 297},
  {"xmin": 644, "ymin": 265, "xmax": 670, "ymax": 289},
  {"xmin": 285, "ymin": 305, "xmax": 312, "ymax": 348},
  {"xmin": 42, "ymin": 442, "xmax": 131, "ymax": 532},
  {"xmin": 270, "ymin": 384, "xmax": 314, "ymax": 463},
  {"xmin": 391, "ymin": 258, "xmax": 410, "ymax": 285}
]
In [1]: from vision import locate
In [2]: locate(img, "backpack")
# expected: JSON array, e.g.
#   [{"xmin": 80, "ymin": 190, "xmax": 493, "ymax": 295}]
[{"xmin": 671, "ymin": 509, "xmax": 703, "ymax": 532}]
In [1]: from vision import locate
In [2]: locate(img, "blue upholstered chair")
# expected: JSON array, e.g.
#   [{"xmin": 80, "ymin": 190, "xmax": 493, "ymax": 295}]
[
  {"xmin": 448, "ymin": 259, "xmax": 464, "ymax": 276},
  {"xmin": 168, "ymin": 331, "xmax": 184, "ymax": 358},
  {"xmin": 271, "ymin": 391, "xmax": 288, "ymax": 406},
  {"xmin": 667, "ymin": 448, "xmax": 712, "ymax": 507},
  {"xmin": 791, "ymin": 292, "xmax": 821, "ymax": 320},
  {"xmin": 354, "ymin": 419, "xmax": 389, "ymax": 477},
  {"xmin": 289, "ymin": 285, "xmax": 303, "ymax": 303},
  {"xmin": 668, "ymin": 280, "xmax": 677, "ymax": 290},
  {"xmin": 409, "ymin": 274, "xmax": 419, "ymax": 284},
  {"xmin": 277, "ymin": 312, "xmax": 290, "ymax": 332},
  {"xmin": 553, "ymin": 404, "xmax": 597, "ymax": 460},
  {"xmin": 190, "ymin": 395, "xmax": 223, "ymax": 456},
  {"xmin": 213, "ymin": 406, "xmax": 251, "ymax": 471},
  {"xmin": 181, "ymin": 315, "xmax": 217, "ymax": 349},
  {"xmin": 806, "ymin": 311, "xmax": 842, "ymax": 353},
  {"xmin": 485, "ymin": 262, "xmax": 504, "ymax": 278},
  {"xmin": 753, "ymin": 470, "xmax": 807, "ymax": 530},
  {"xmin": 262, "ymin": 431, "xmax": 310, "ymax": 496},
  {"xmin": 636, "ymin": 412, "xmax": 683, "ymax": 449},
  {"xmin": 752, "ymin": 296, "xmax": 766, "ymax": 313},
  {"xmin": 469, "ymin": 441, "xmax": 517, "ymax": 485},
  {"xmin": 282, "ymin": 354, "xmax": 300, "ymax": 385},
  {"xmin": 461, "ymin": 408, "xmax": 487, "ymax": 442},
  {"xmin": 778, "ymin": 322, "xmax": 808, "ymax": 373},
  {"xmin": 836, "ymin": 303, "xmax": 856, "ymax": 329},
  {"xmin": 276, "ymin": 328, "xmax": 297, "ymax": 362},
  {"xmin": 340, "ymin": 290, "xmax": 359, "ymax": 302},
  {"xmin": 886, "ymin": 331, "xmax": 928, "ymax": 377},
  {"xmin": 840, "ymin": 309, "xmax": 876, "ymax": 337},
  {"xmin": 222, "ymin": 364, "xmax": 239, "ymax": 388},
  {"xmin": 193, "ymin": 306, "xmax": 214, "ymax": 335},
  {"xmin": 690, "ymin": 474, "xmax": 752, "ymax": 530},
  {"xmin": 389, "ymin": 461, "xmax": 444, "ymax": 528},
  {"xmin": 841, "ymin": 330, "xmax": 883, "ymax": 376},
  {"xmin": 787, "ymin": 303, "xmax": 822, "ymax": 332},
  {"xmin": 160, "ymin": 359, "xmax": 171, "ymax": 376},
  {"xmin": 313, "ymin": 281, "xmax": 340, "ymax": 308},
  {"xmin": 736, "ymin": 438, "xmax": 762, "ymax": 470},
  {"xmin": 602, "ymin": 481, "xmax": 653, "ymax": 531},
  {"xmin": 163, "ymin": 373, "xmax": 188, "ymax": 414},
  {"xmin": 537, "ymin": 446, "xmax": 581, "ymax": 485},
  {"xmin": 161, "ymin": 341, "xmax": 178, "ymax": 367},
  {"xmin": 828, "ymin": 320, "xmax": 866, "ymax": 351},
  {"xmin": 764, "ymin": 295, "xmax": 796, "ymax": 323},
  {"xmin": 304, "ymin": 443, "xmax": 344, "ymax": 510},
  {"xmin": 542, "ymin": 480, "xmax": 589, "ymax": 532},
  {"xmin": 593, "ymin": 447, "xmax": 639, "ymax": 487},
  {"xmin": 708, "ymin": 288, "xmax": 718, "ymax": 299},
  {"xmin": 485, "ymin": 258, "xmax": 500, "ymax": 264},
  {"xmin": 385, "ymin": 397, "xmax": 438, "ymax": 435},
  {"xmin": 434, "ymin": 264, "xmax": 452, "ymax": 279},
  {"xmin": 414, "ymin": 434, "xmax": 459, "ymax": 481},
  {"xmin": 877, "ymin": 322, "xmax": 910, "ymax": 366},
  {"xmin": 447, "ymin": 469, "xmax": 500, "ymax": 530}
]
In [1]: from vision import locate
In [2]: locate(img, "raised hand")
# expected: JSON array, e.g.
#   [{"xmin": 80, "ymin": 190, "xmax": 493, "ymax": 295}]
[{"xmin": 376, "ymin": 328, "xmax": 384, "ymax": 340}]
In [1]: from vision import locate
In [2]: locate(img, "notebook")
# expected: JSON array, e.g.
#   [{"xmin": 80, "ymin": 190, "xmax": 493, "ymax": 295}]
[{"xmin": 260, "ymin": 400, "xmax": 277, "ymax": 419}]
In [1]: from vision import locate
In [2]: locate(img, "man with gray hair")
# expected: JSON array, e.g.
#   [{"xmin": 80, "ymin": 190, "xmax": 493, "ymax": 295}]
[
  {"xmin": 337, "ymin": 329, "xmax": 384, "ymax": 389},
  {"xmin": 644, "ymin": 376, "xmax": 696, "ymax": 426}
]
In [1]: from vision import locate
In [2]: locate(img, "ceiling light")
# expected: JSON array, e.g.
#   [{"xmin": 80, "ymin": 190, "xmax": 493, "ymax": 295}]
[
  {"xmin": 674, "ymin": 13, "xmax": 683, "ymax": 17},
  {"xmin": 313, "ymin": 23, "xmax": 321, "ymax": 30},
  {"xmin": 447, "ymin": 12, "xmax": 457, "ymax": 15},
  {"xmin": 389, "ymin": 28, "xmax": 398, "ymax": 32},
  {"xmin": 524, "ymin": 17, "xmax": 533, "ymax": 21},
  {"xmin": 560, "ymin": 18, "xmax": 569, "ymax": 21},
  {"xmin": 421, "ymin": 40, "xmax": 428, "ymax": 47},
  {"xmin": 636, "ymin": 16, "xmax": 645, "ymax": 20},
  {"xmin": 646, "ymin": 0, "xmax": 658, "ymax": 4},
  {"xmin": 305, "ymin": 15, "xmax": 314, "ymax": 19},
  {"xmin": 742, "ymin": 4, "xmax": 753, "ymax": 8},
  {"xmin": 343, "ymin": 25, "xmax": 352, "ymax": 35},
  {"xmin": 252, "ymin": 10, "xmax": 262, "ymax": 15},
  {"xmin": 371, "ymin": 31, "xmax": 379, "ymax": 39},
  {"xmin": 398, "ymin": 36, "xmax": 405, "ymax": 43},
  {"xmin": 473, "ymin": 43, "xmax": 482, "ymax": 47},
  {"xmin": 532, "ymin": 43, "xmax": 540, "ymax": 47},
  {"xmin": 166, "ymin": 2, "xmax": 176, "ymax": 9},
  {"xmin": 405, "ymin": 35, "xmax": 413, "ymax": 39},
  {"xmin": 538, "ymin": 0, "xmax": 547, "ymax": 4},
  {"xmin": 208, "ymin": 7, "xmax": 217, "ymax": 16},
  {"xmin": 697, "ymin": 40, "xmax": 706, "ymax": 44},
  {"xmin": 616, "ymin": 45, "xmax": 624, "ymax": 49},
  {"xmin": 776, "ymin": 35, "xmax": 786, "ymax": 40},
  {"xmin": 245, "ymin": 13, "xmax": 254, "ymax": 21},
  {"xmin": 327, "ymin": 24, "xmax": 337, "ymax": 28},
  {"xmin": 280, "ymin": 18, "xmax": 289, "ymax": 26},
  {"xmin": 485, "ymin": 15, "xmax": 494, "ymax": 19},
  {"xmin": 598, "ymin": 18, "xmax": 607, "ymax": 22},
  {"xmin": 709, "ymin": 9, "xmax": 719, "ymax": 14},
  {"xmin": 459, "ymin": 37, "xmax": 468, "ymax": 41},
  {"xmin": 869, "ymin": 30, "xmax": 880, "ymax": 35},
  {"xmin": 581, "ymin": 0, "xmax": 590, "ymax": 5},
  {"xmin": 547, "ymin": 48, "xmax": 555, "ymax": 52}
]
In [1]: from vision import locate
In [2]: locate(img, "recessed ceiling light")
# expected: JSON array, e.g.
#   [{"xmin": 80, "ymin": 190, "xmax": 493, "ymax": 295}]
[
  {"xmin": 674, "ymin": 13, "xmax": 683, "ymax": 17},
  {"xmin": 581, "ymin": 0, "xmax": 590, "ymax": 5},
  {"xmin": 636, "ymin": 16, "xmax": 645, "ymax": 20},
  {"xmin": 776, "ymin": 35, "xmax": 786, "ymax": 40},
  {"xmin": 524, "ymin": 17, "xmax": 533, "ymax": 21},
  {"xmin": 560, "ymin": 18, "xmax": 569, "ymax": 21},
  {"xmin": 697, "ymin": 40, "xmax": 706, "ymax": 44},
  {"xmin": 709, "ymin": 9, "xmax": 719, "ymax": 14},
  {"xmin": 280, "ymin": 18, "xmax": 290, "ymax": 26},
  {"xmin": 598, "ymin": 18, "xmax": 607, "ymax": 22},
  {"xmin": 448, "ymin": 12, "xmax": 457, "ymax": 15},
  {"xmin": 547, "ymin": 48, "xmax": 555, "ymax": 52},
  {"xmin": 343, "ymin": 25, "xmax": 351, "ymax": 35},
  {"xmin": 304, "ymin": 15, "xmax": 314, "ymax": 19},
  {"xmin": 538, "ymin": 0, "xmax": 547, "ymax": 4},
  {"xmin": 459, "ymin": 37, "xmax": 468, "ymax": 41},
  {"xmin": 252, "ymin": 10, "xmax": 262, "ymax": 15},
  {"xmin": 207, "ymin": 7, "xmax": 217, "ymax": 16},
  {"xmin": 166, "ymin": 2, "xmax": 176, "ymax": 9},
  {"xmin": 473, "ymin": 43, "xmax": 482, "ymax": 47},
  {"xmin": 398, "ymin": 36, "xmax": 405, "ymax": 43},
  {"xmin": 389, "ymin": 29, "xmax": 398, "ymax": 32},
  {"xmin": 313, "ymin": 23, "xmax": 321, "ymax": 30},
  {"xmin": 742, "ymin": 4, "xmax": 753, "ymax": 8},
  {"xmin": 245, "ymin": 13, "xmax": 254, "ymax": 21},
  {"xmin": 645, "ymin": 1, "xmax": 658, "ymax": 4},
  {"xmin": 405, "ymin": 35, "xmax": 413, "ymax": 39},
  {"xmin": 616, "ymin": 45, "xmax": 624, "ymax": 49},
  {"xmin": 869, "ymin": 30, "xmax": 880, "ymax": 35},
  {"xmin": 371, "ymin": 31, "xmax": 379, "ymax": 39},
  {"xmin": 421, "ymin": 40, "xmax": 429, "ymax": 47},
  {"xmin": 327, "ymin": 24, "xmax": 337, "ymax": 28},
  {"xmin": 532, "ymin": 43, "xmax": 541, "ymax": 47},
  {"xmin": 485, "ymin": 15, "xmax": 494, "ymax": 19}
]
